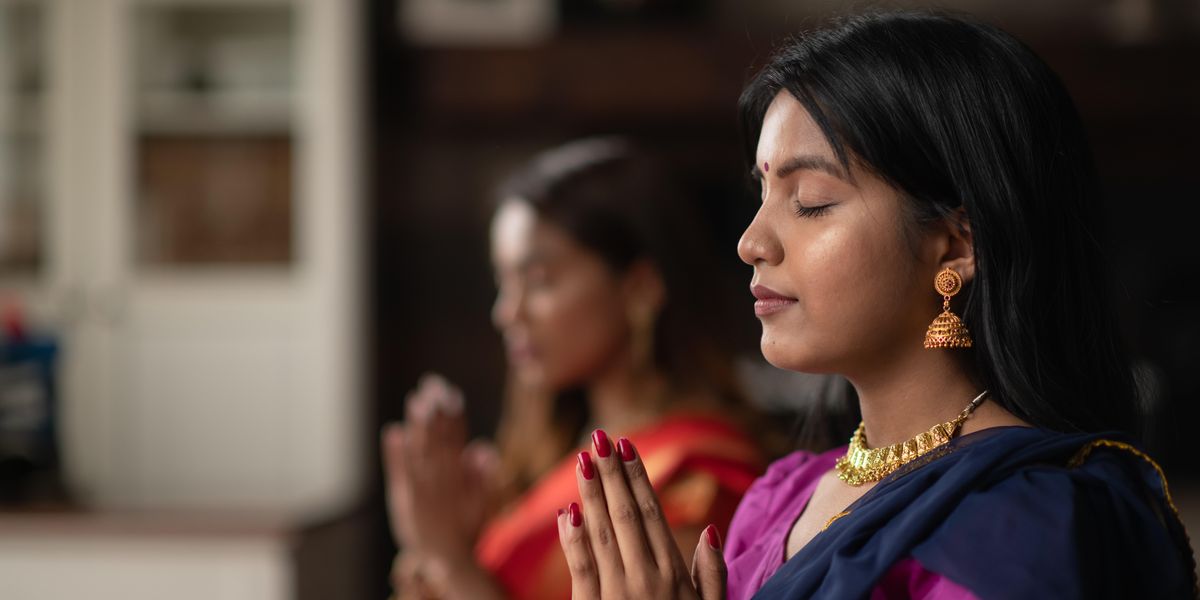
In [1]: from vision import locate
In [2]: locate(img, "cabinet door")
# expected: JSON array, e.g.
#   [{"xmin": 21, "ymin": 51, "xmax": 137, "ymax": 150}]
[
  {"xmin": 0, "ymin": 0, "xmax": 88, "ymax": 496},
  {"xmin": 67, "ymin": 0, "xmax": 362, "ymax": 512},
  {"xmin": 0, "ymin": 1, "xmax": 47, "ymax": 282},
  {"xmin": 0, "ymin": 1, "xmax": 84, "ymax": 332}
]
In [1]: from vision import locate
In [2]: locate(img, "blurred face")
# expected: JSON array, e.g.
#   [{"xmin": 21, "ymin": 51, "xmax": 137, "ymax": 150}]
[
  {"xmin": 737, "ymin": 92, "xmax": 938, "ymax": 375},
  {"xmin": 490, "ymin": 200, "xmax": 630, "ymax": 389}
]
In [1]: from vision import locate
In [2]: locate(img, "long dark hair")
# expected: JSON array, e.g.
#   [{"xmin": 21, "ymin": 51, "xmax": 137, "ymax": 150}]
[
  {"xmin": 739, "ymin": 12, "xmax": 1141, "ymax": 436},
  {"xmin": 493, "ymin": 137, "xmax": 748, "ymax": 492}
]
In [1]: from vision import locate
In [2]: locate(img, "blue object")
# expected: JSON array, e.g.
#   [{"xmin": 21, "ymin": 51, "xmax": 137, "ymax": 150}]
[{"xmin": 0, "ymin": 332, "xmax": 59, "ymax": 471}]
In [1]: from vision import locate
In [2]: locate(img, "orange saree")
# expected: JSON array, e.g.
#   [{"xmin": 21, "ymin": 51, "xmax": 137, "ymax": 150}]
[{"xmin": 475, "ymin": 415, "xmax": 765, "ymax": 600}]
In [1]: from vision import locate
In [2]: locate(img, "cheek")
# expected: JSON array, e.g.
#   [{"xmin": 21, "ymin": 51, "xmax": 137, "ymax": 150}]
[
  {"xmin": 525, "ymin": 282, "xmax": 627, "ymax": 387},
  {"xmin": 765, "ymin": 219, "xmax": 920, "ymax": 370},
  {"xmin": 789, "ymin": 225, "xmax": 875, "ymax": 321}
]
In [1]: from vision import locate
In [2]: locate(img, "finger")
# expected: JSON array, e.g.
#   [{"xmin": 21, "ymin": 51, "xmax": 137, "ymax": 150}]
[
  {"xmin": 463, "ymin": 440, "xmax": 500, "ymax": 474},
  {"xmin": 417, "ymin": 371, "xmax": 443, "ymax": 393},
  {"xmin": 616, "ymin": 436, "xmax": 687, "ymax": 573},
  {"xmin": 558, "ymin": 503, "xmax": 601, "ymax": 600},
  {"xmin": 427, "ymin": 373, "xmax": 465, "ymax": 416},
  {"xmin": 422, "ymin": 382, "xmax": 467, "ymax": 503},
  {"xmin": 382, "ymin": 424, "xmax": 416, "ymax": 545},
  {"xmin": 404, "ymin": 389, "xmax": 433, "ymax": 464},
  {"xmin": 429, "ymin": 383, "xmax": 467, "ymax": 454},
  {"xmin": 576, "ymin": 449, "xmax": 625, "ymax": 583},
  {"xmin": 407, "ymin": 380, "xmax": 436, "ymax": 424},
  {"xmin": 420, "ymin": 372, "xmax": 464, "ymax": 423},
  {"xmin": 403, "ymin": 411, "xmax": 436, "ymax": 489},
  {"xmin": 590, "ymin": 430, "xmax": 655, "ymax": 572},
  {"xmin": 381, "ymin": 422, "xmax": 407, "ymax": 485},
  {"xmin": 690, "ymin": 525, "xmax": 727, "ymax": 600},
  {"xmin": 463, "ymin": 440, "xmax": 501, "ymax": 496},
  {"xmin": 381, "ymin": 424, "xmax": 410, "ymax": 514},
  {"xmin": 417, "ymin": 375, "xmax": 465, "ymax": 471}
]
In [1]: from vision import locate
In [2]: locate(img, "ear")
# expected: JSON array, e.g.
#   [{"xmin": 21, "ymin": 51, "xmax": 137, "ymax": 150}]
[
  {"xmin": 620, "ymin": 259, "xmax": 666, "ymax": 320},
  {"xmin": 934, "ymin": 207, "xmax": 976, "ymax": 283}
]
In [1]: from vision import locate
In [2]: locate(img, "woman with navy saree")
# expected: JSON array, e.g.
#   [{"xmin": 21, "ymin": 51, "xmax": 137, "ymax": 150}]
[{"xmin": 550, "ymin": 11, "xmax": 1197, "ymax": 600}]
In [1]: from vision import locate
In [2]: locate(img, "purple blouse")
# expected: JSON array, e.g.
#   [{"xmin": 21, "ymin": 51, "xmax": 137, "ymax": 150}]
[{"xmin": 724, "ymin": 447, "xmax": 979, "ymax": 600}]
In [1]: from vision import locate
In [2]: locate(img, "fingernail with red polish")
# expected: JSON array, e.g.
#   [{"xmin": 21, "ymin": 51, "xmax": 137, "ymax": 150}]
[
  {"xmin": 592, "ymin": 429, "xmax": 611, "ymax": 458},
  {"xmin": 557, "ymin": 508, "xmax": 565, "ymax": 518},
  {"xmin": 578, "ymin": 451, "xmax": 595, "ymax": 480},
  {"xmin": 617, "ymin": 437, "xmax": 635, "ymax": 462},
  {"xmin": 568, "ymin": 502, "xmax": 583, "ymax": 527},
  {"xmin": 705, "ymin": 524, "xmax": 722, "ymax": 549}
]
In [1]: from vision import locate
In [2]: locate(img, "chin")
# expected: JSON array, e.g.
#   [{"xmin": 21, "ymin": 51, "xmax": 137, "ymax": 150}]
[
  {"xmin": 759, "ymin": 332, "xmax": 836, "ymax": 374},
  {"xmin": 759, "ymin": 335, "xmax": 800, "ymax": 371},
  {"xmin": 517, "ymin": 361, "xmax": 587, "ymax": 394},
  {"xmin": 514, "ymin": 363, "xmax": 548, "ymax": 387}
]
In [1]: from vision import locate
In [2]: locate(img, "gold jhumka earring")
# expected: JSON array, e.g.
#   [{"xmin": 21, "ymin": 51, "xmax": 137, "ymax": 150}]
[
  {"xmin": 629, "ymin": 305, "xmax": 656, "ymax": 372},
  {"xmin": 924, "ymin": 267, "xmax": 973, "ymax": 349}
]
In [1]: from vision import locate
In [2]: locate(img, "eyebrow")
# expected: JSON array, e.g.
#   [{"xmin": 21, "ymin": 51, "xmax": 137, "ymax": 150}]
[
  {"xmin": 495, "ymin": 256, "xmax": 548, "ymax": 284},
  {"xmin": 750, "ymin": 155, "xmax": 850, "ymax": 183},
  {"xmin": 515, "ymin": 251, "xmax": 554, "ymax": 272}
]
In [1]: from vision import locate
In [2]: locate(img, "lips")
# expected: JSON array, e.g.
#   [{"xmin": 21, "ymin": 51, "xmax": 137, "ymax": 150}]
[
  {"xmin": 751, "ymin": 284, "xmax": 798, "ymax": 317},
  {"xmin": 504, "ymin": 336, "xmax": 537, "ymax": 362}
]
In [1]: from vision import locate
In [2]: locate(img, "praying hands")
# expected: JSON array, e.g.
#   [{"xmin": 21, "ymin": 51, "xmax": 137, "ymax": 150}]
[
  {"xmin": 382, "ymin": 374, "xmax": 504, "ymax": 600},
  {"xmin": 556, "ymin": 431, "xmax": 728, "ymax": 600}
]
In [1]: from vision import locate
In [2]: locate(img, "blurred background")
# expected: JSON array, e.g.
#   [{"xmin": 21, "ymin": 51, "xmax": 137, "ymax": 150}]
[{"xmin": 0, "ymin": 0, "xmax": 1197, "ymax": 598}]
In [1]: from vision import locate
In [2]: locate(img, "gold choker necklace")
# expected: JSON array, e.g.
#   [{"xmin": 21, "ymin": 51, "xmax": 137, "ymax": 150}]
[{"xmin": 835, "ymin": 390, "xmax": 989, "ymax": 487}]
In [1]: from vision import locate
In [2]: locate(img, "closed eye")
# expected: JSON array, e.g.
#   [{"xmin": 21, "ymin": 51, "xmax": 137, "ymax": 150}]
[{"xmin": 792, "ymin": 201, "xmax": 834, "ymax": 218}]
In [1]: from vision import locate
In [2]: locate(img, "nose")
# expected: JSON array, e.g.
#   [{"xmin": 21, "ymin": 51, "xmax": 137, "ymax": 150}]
[
  {"xmin": 737, "ymin": 206, "xmax": 783, "ymax": 267},
  {"xmin": 491, "ymin": 285, "xmax": 522, "ymax": 331}
]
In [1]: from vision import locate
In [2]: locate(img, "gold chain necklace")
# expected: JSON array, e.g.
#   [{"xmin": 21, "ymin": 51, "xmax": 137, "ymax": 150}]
[{"xmin": 835, "ymin": 390, "xmax": 989, "ymax": 486}]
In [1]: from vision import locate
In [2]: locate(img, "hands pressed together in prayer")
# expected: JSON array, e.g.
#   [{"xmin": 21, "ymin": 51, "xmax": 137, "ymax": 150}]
[
  {"xmin": 556, "ymin": 430, "xmax": 728, "ymax": 600},
  {"xmin": 383, "ymin": 375, "xmax": 730, "ymax": 600},
  {"xmin": 381, "ymin": 374, "xmax": 504, "ymax": 600}
]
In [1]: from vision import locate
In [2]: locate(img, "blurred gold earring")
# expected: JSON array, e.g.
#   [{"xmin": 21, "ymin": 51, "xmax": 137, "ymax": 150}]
[
  {"xmin": 924, "ymin": 268, "xmax": 973, "ymax": 349},
  {"xmin": 630, "ymin": 306, "xmax": 656, "ymax": 372}
]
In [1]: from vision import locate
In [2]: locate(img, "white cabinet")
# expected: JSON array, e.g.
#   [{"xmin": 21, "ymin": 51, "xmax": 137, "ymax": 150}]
[
  {"xmin": 0, "ymin": 0, "xmax": 363, "ymax": 514},
  {"xmin": 0, "ymin": 515, "xmax": 293, "ymax": 600}
]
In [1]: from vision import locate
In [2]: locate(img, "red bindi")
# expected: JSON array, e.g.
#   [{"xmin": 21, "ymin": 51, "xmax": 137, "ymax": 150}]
[{"xmin": 763, "ymin": 161, "xmax": 770, "ymax": 173}]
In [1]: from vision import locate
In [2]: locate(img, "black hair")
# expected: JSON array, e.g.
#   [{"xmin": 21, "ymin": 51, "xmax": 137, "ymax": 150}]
[{"xmin": 739, "ymin": 12, "xmax": 1141, "ymax": 436}]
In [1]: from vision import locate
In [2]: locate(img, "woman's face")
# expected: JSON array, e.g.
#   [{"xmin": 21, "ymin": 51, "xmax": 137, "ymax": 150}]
[
  {"xmin": 490, "ymin": 200, "xmax": 630, "ymax": 389},
  {"xmin": 738, "ymin": 92, "xmax": 941, "ymax": 376}
]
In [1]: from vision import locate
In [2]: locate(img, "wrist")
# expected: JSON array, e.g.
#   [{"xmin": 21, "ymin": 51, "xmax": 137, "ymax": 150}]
[
  {"xmin": 424, "ymin": 547, "xmax": 479, "ymax": 580},
  {"xmin": 430, "ymin": 556, "xmax": 504, "ymax": 600}
]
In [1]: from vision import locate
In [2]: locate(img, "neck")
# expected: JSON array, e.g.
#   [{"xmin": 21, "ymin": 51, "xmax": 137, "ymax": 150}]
[
  {"xmin": 847, "ymin": 347, "xmax": 984, "ymax": 449},
  {"xmin": 586, "ymin": 354, "xmax": 671, "ymax": 436}
]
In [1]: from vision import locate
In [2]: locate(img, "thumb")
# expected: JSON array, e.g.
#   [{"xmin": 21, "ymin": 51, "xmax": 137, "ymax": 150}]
[
  {"xmin": 462, "ymin": 440, "xmax": 503, "ymax": 507},
  {"xmin": 462, "ymin": 440, "xmax": 501, "ymax": 484},
  {"xmin": 691, "ymin": 524, "xmax": 727, "ymax": 600}
]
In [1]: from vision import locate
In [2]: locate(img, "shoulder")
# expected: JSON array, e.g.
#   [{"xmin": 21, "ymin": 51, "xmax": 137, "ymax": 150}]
[
  {"xmin": 913, "ymin": 436, "xmax": 1195, "ymax": 599},
  {"xmin": 961, "ymin": 437, "xmax": 1182, "ymax": 539},
  {"xmin": 739, "ymin": 445, "xmax": 843, "ymax": 511},
  {"xmin": 725, "ymin": 446, "xmax": 843, "ymax": 553},
  {"xmin": 760, "ymin": 446, "xmax": 842, "ymax": 487}
]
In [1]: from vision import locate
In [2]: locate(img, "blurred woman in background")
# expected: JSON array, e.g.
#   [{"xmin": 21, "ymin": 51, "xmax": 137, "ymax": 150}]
[{"xmin": 382, "ymin": 138, "xmax": 765, "ymax": 600}]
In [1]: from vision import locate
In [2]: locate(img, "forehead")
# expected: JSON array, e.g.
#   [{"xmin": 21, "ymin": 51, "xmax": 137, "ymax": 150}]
[
  {"xmin": 756, "ymin": 91, "xmax": 838, "ymax": 163},
  {"xmin": 490, "ymin": 199, "xmax": 581, "ymax": 266},
  {"xmin": 491, "ymin": 198, "xmax": 538, "ymax": 254}
]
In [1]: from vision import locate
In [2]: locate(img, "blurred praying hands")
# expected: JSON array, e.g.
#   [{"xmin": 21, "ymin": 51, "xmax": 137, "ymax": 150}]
[{"xmin": 381, "ymin": 374, "xmax": 503, "ymax": 599}]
